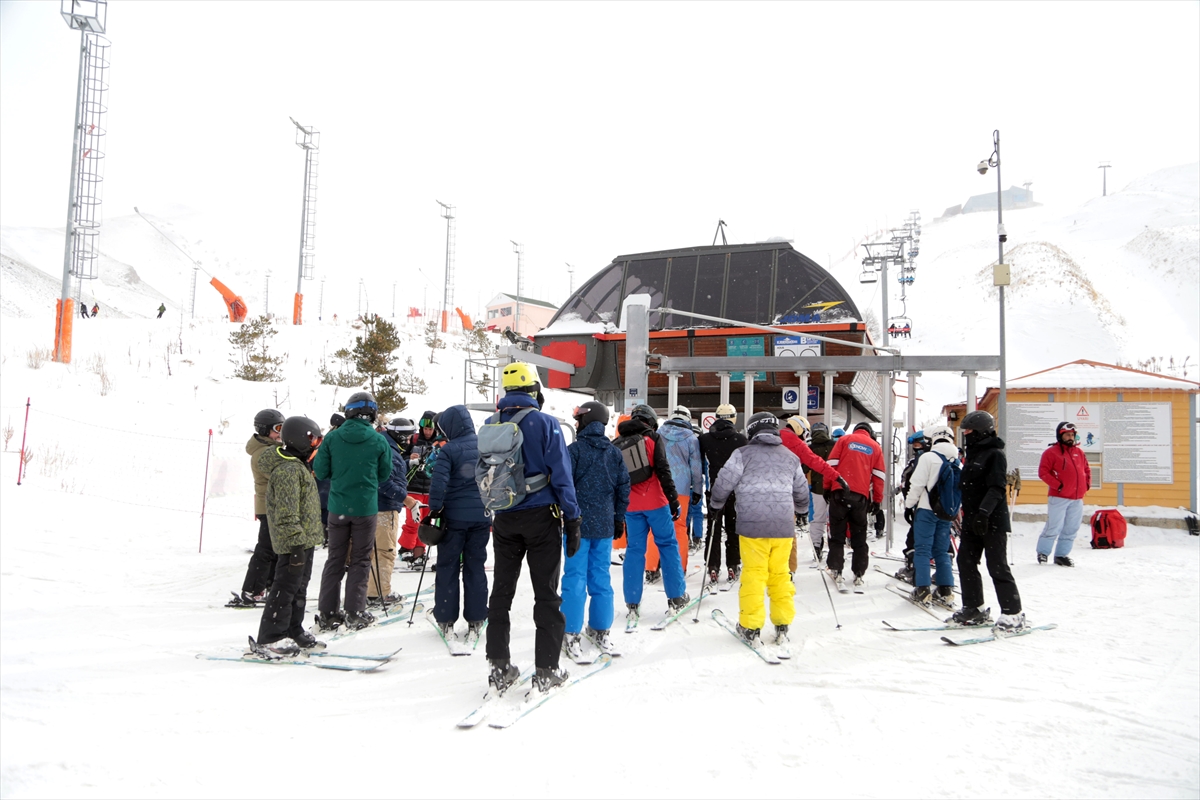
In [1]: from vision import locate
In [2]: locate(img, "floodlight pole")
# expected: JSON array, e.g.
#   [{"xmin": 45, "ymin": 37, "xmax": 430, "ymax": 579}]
[
  {"xmin": 54, "ymin": 29, "xmax": 88, "ymax": 363},
  {"xmin": 1099, "ymin": 162, "xmax": 1111, "ymax": 197},
  {"xmin": 437, "ymin": 200, "xmax": 455, "ymax": 333},
  {"xmin": 986, "ymin": 129, "xmax": 1009, "ymax": 443},
  {"xmin": 566, "ymin": 263, "xmax": 575, "ymax": 297},
  {"xmin": 510, "ymin": 241, "xmax": 524, "ymax": 335}
]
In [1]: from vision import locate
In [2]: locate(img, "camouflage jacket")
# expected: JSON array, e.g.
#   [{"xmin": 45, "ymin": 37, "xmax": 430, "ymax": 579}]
[{"xmin": 258, "ymin": 446, "xmax": 324, "ymax": 555}]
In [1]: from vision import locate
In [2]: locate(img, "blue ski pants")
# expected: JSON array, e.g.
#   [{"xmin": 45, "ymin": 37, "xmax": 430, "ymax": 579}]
[
  {"xmin": 912, "ymin": 508, "xmax": 954, "ymax": 588},
  {"xmin": 622, "ymin": 505, "xmax": 686, "ymax": 605},
  {"xmin": 1037, "ymin": 496, "xmax": 1084, "ymax": 558},
  {"xmin": 687, "ymin": 499, "xmax": 704, "ymax": 541},
  {"xmin": 433, "ymin": 519, "xmax": 491, "ymax": 624},
  {"xmin": 562, "ymin": 537, "xmax": 614, "ymax": 634}
]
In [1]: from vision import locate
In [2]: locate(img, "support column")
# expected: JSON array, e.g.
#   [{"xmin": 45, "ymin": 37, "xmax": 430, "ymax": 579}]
[
  {"xmin": 718, "ymin": 372, "xmax": 731, "ymax": 406},
  {"xmin": 667, "ymin": 372, "xmax": 681, "ymax": 416},
  {"xmin": 823, "ymin": 371, "xmax": 836, "ymax": 429},
  {"xmin": 906, "ymin": 370, "xmax": 920, "ymax": 461},
  {"xmin": 624, "ymin": 298, "xmax": 650, "ymax": 413},
  {"xmin": 743, "ymin": 373, "xmax": 758, "ymax": 434},
  {"xmin": 883, "ymin": 370, "xmax": 895, "ymax": 551},
  {"xmin": 796, "ymin": 371, "xmax": 809, "ymax": 420},
  {"xmin": 964, "ymin": 371, "xmax": 978, "ymax": 413}
]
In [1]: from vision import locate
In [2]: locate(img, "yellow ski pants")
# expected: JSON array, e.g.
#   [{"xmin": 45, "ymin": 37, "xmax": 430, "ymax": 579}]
[{"xmin": 738, "ymin": 536, "xmax": 796, "ymax": 630}]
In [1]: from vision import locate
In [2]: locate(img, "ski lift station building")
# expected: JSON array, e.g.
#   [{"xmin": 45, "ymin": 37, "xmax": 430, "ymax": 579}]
[
  {"xmin": 531, "ymin": 241, "xmax": 884, "ymax": 427},
  {"xmin": 948, "ymin": 360, "xmax": 1199, "ymax": 513}
]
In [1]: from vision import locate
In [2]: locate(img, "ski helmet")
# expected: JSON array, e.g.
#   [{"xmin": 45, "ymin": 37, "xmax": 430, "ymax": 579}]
[
  {"xmin": 811, "ymin": 421, "xmax": 830, "ymax": 438},
  {"xmin": 960, "ymin": 410, "xmax": 995, "ymax": 435},
  {"xmin": 832, "ymin": 428, "xmax": 845, "ymax": 439},
  {"xmin": 329, "ymin": 413, "xmax": 345, "ymax": 429},
  {"xmin": 715, "ymin": 403, "xmax": 737, "ymax": 420},
  {"xmin": 572, "ymin": 401, "xmax": 610, "ymax": 429},
  {"xmin": 927, "ymin": 425, "xmax": 955, "ymax": 445},
  {"xmin": 853, "ymin": 421, "xmax": 876, "ymax": 439},
  {"xmin": 906, "ymin": 429, "xmax": 927, "ymax": 445},
  {"xmin": 386, "ymin": 417, "xmax": 416, "ymax": 435},
  {"xmin": 630, "ymin": 404, "xmax": 658, "ymax": 428},
  {"xmin": 254, "ymin": 408, "xmax": 285, "ymax": 436},
  {"xmin": 1056, "ymin": 421, "xmax": 1077, "ymax": 445},
  {"xmin": 344, "ymin": 391, "xmax": 378, "ymax": 422},
  {"xmin": 501, "ymin": 362, "xmax": 539, "ymax": 392},
  {"xmin": 785, "ymin": 416, "xmax": 812, "ymax": 442},
  {"xmin": 280, "ymin": 416, "xmax": 322, "ymax": 455},
  {"xmin": 670, "ymin": 405, "xmax": 691, "ymax": 422},
  {"xmin": 746, "ymin": 411, "xmax": 779, "ymax": 439}
]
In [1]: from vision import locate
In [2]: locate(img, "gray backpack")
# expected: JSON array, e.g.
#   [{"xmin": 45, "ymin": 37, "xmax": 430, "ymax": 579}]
[{"xmin": 475, "ymin": 408, "xmax": 549, "ymax": 513}]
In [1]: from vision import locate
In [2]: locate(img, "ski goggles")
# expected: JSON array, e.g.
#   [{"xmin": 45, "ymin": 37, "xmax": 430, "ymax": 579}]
[
  {"xmin": 419, "ymin": 416, "xmax": 435, "ymax": 428},
  {"xmin": 1060, "ymin": 423, "xmax": 1077, "ymax": 434},
  {"xmin": 272, "ymin": 423, "xmax": 284, "ymax": 433}
]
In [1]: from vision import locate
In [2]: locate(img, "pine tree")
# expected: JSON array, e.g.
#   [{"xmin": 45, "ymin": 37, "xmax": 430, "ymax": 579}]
[
  {"xmin": 352, "ymin": 316, "xmax": 407, "ymax": 415},
  {"xmin": 424, "ymin": 320, "xmax": 446, "ymax": 364},
  {"xmin": 228, "ymin": 315, "xmax": 284, "ymax": 381}
]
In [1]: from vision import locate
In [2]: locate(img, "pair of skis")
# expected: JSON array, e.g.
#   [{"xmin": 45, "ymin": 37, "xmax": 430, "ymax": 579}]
[
  {"xmin": 625, "ymin": 590, "xmax": 709, "ymax": 633},
  {"xmin": 197, "ymin": 639, "xmax": 401, "ymax": 672},
  {"xmin": 710, "ymin": 609, "xmax": 792, "ymax": 664},
  {"xmin": 427, "ymin": 608, "xmax": 487, "ymax": 656},
  {"xmin": 457, "ymin": 655, "xmax": 614, "ymax": 729}
]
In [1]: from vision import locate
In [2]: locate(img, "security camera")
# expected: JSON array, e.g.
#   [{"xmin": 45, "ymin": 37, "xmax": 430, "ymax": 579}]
[{"xmin": 977, "ymin": 161, "xmax": 989, "ymax": 175}]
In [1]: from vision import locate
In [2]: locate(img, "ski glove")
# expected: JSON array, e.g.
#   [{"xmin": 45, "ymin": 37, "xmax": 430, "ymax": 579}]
[
  {"xmin": 869, "ymin": 501, "xmax": 881, "ymax": 517},
  {"xmin": 969, "ymin": 512, "xmax": 990, "ymax": 537},
  {"xmin": 690, "ymin": 492, "xmax": 702, "ymax": 507},
  {"xmin": 288, "ymin": 546, "xmax": 306, "ymax": 572},
  {"xmin": 613, "ymin": 516, "xmax": 625, "ymax": 538},
  {"xmin": 564, "ymin": 518, "xmax": 582, "ymax": 558},
  {"xmin": 903, "ymin": 507, "xmax": 915, "ymax": 525},
  {"xmin": 670, "ymin": 501, "xmax": 681, "ymax": 521}
]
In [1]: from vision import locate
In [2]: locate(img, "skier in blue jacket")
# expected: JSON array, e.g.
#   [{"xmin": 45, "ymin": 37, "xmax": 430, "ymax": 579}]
[
  {"xmin": 563, "ymin": 401, "xmax": 630, "ymax": 660},
  {"xmin": 485, "ymin": 363, "xmax": 581, "ymax": 695},
  {"xmin": 651, "ymin": 406, "xmax": 704, "ymax": 575},
  {"xmin": 427, "ymin": 405, "xmax": 490, "ymax": 641}
]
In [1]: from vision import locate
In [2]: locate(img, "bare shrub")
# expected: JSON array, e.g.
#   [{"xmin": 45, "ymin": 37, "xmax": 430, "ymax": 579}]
[
  {"xmin": 37, "ymin": 444, "xmax": 77, "ymax": 478},
  {"xmin": 86, "ymin": 353, "xmax": 113, "ymax": 396},
  {"xmin": 26, "ymin": 347, "xmax": 52, "ymax": 369},
  {"xmin": 3, "ymin": 420, "xmax": 12, "ymax": 451}
]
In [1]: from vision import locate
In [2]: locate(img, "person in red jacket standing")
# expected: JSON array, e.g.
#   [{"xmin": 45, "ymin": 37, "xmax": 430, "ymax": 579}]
[
  {"xmin": 1036, "ymin": 421, "xmax": 1091, "ymax": 566},
  {"xmin": 779, "ymin": 416, "xmax": 844, "ymax": 575},
  {"xmin": 825, "ymin": 421, "xmax": 885, "ymax": 591}
]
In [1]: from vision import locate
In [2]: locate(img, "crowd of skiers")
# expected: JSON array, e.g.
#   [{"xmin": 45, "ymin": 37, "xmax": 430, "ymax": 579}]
[{"xmin": 232, "ymin": 360, "xmax": 1042, "ymax": 694}]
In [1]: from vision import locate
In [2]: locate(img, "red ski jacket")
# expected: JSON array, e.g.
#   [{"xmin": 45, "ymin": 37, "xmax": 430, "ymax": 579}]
[
  {"xmin": 1038, "ymin": 443, "xmax": 1091, "ymax": 500},
  {"xmin": 779, "ymin": 428, "xmax": 841, "ymax": 488},
  {"xmin": 826, "ymin": 431, "xmax": 885, "ymax": 503}
]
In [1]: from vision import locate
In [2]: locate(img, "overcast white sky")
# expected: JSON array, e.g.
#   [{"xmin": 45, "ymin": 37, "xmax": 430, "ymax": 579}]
[{"xmin": 2, "ymin": 0, "xmax": 1198, "ymax": 317}]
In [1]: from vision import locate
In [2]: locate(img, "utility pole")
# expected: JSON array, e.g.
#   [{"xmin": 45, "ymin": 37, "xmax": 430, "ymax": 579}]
[
  {"xmin": 566, "ymin": 263, "xmax": 575, "ymax": 297},
  {"xmin": 289, "ymin": 117, "xmax": 319, "ymax": 325},
  {"xmin": 1099, "ymin": 162, "xmax": 1111, "ymax": 197},
  {"xmin": 437, "ymin": 200, "xmax": 456, "ymax": 333}
]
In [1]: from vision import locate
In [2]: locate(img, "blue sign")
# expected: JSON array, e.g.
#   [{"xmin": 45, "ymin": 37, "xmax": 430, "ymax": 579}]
[
  {"xmin": 783, "ymin": 388, "xmax": 800, "ymax": 408},
  {"xmin": 808, "ymin": 386, "xmax": 819, "ymax": 410}
]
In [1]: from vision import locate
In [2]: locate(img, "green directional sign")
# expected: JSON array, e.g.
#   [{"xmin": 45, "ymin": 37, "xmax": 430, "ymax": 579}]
[{"xmin": 726, "ymin": 336, "xmax": 764, "ymax": 382}]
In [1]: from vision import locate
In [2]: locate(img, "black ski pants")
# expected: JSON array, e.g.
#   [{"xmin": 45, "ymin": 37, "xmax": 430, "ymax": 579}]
[
  {"xmin": 827, "ymin": 490, "xmax": 870, "ymax": 578},
  {"xmin": 485, "ymin": 505, "xmax": 565, "ymax": 670},
  {"xmin": 705, "ymin": 493, "xmax": 740, "ymax": 572},
  {"xmin": 957, "ymin": 527, "xmax": 1022, "ymax": 615},
  {"xmin": 241, "ymin": 514, "xmax": 277, "ymax": 596},
  {"xmin": 319, "ymin": 514, "xmax": 377, "ymax": 615},
  {"xmin": 258, "ymin": 547, "xmax": 314, "ymax": 645},
  {"xmin": 434, "ymin": 520, "xmax": 491, "ymax": 625}
]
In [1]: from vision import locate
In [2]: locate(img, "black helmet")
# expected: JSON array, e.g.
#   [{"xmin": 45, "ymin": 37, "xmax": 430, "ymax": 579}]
[
  {"xmin": 344, "ymin": 391, "xmax": 378, "ymax": 422},
  {"xmin": 960, "ymin": 410, "xmax": 995, "ymax": 435},
  {"xmin": 573, "ymin": 401, "xmax": 610, "ymax": 429},
  {"xmin": 853, "ymin": 421, "xmax": 876, "ymax": 439},
  {"xmin": 254, "ymin": 408, "xmax": 285, "ymax": 436},
  {"xmin": 329, "ymin": 413, "xmax": 345, "ymax": 429},
  {"xmin": 630, "ymin": 404, "xmax": 658, "ymax": 428},
  {"xmin": 386, "ymin": 417, "xmax": 416, "ymax": 435},
  {"xmin": 280, "ymin": 416, "xmax": 322, "ymax": 455},
  {"xmin": 746, "ymin": 411, "xmax": 779, "ymax": 438},
  {"xmin": 811, "ymin": 421, "xmax": 830, "ymax": 437}
]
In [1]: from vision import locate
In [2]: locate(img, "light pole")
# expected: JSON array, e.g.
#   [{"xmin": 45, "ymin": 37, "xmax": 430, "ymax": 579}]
[
  {"xmin": 977, "ymin": 129, "xmax": 1009, "ymax": 442},
  {"xmin": 510, "ymin": 241, "xmax": 524, "ymax": 335},
  {"xmin": 566, "ymin": 263, "xmax": 575, "ymax": 297},
  {"xmin": 1099, "ymin": 162, "xmax": 1111, "ymax": 197}
]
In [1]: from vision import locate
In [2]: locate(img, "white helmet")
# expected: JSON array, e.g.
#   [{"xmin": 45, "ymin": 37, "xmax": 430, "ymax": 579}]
[
  {"xmin": 928, "ymin": 425, "xmax": 955, "ymax": 445},
  {"xmin": 671, "ymin": 405, "xmax": 691, "ymax": 422},
  {"xmin": 715, "ymin": 404, "xmax": 737, "ymax": 420}
]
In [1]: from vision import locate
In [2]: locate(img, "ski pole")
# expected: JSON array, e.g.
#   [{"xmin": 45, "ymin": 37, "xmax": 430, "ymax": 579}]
[
  {"xmin": 370, "ymin": 532, "xmax": 389, "ymax": 619},
  {"xmin": 407, "ymin": 508, "xmax": 431, "ymax": 626},
  {"xmin": 16, "ymin": 397, "xmax": 30, "ymax": 486},
  {"xmin": 820, "ymin": 570, "xmax": 842, "ymax": 630},
  {"xmin": 693, "ymin": 507, "xmax": 718, "ymax": 623}
]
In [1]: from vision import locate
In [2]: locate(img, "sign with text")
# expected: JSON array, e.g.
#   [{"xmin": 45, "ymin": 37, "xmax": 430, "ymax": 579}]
[
  {"xmin": 726, "ymin": 336, "xmax": 764, "ymax": 382},
  {"xmin": 773, "ymin": 335, "xmax": 822, "ymax": 358}
]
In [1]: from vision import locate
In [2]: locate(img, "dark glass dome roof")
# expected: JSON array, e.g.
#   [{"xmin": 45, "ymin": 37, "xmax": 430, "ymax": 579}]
[{"xmin": 550, "ymin": 242, "xmax": 862, "ymax": 330}]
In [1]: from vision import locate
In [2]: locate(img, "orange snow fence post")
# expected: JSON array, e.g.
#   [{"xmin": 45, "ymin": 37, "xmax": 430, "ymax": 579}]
[
  {"xmin": 209, "ymin": 277, "xmax": 249, "ymax": 322},
  {"xmin": 293, "ymin": 293, "xmax": 304, "ymax": 325},
  {"xmin": 455, "ymin": 307, "xmax": 473, "ymax": 330},
  {"xmin": 53, "ymin": 299, "xmax": 75, "ymax": 364}
]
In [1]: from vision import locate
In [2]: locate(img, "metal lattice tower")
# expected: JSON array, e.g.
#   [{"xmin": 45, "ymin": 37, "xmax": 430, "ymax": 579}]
[
  {"xmin": 290, "ymin": 117, "xmax": 319, "ymax": 324},
  {"xmin": 437, "ymin": 201, "xmax": 456, "ymax": 332},
  {"xmin": 510, "ymin": 241, "xmax": 524, "ymax": 334},
  {"xmin": 55, "ymin": 0, "xmax": 109, "ymax": 362}
]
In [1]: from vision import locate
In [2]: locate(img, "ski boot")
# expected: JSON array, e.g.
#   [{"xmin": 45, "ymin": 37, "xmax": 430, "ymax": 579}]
[
  {"xmin": 947, "ymin": 606, "xmax": 992, "ymax": 627},
  {"xmin": 626, "ymin": 603, "xmax": 640, "ymax": 624},
  {"xmin": 893, "ymin": 563, "xmax": 915, "ymax": 584},
  {"xmin": 727, "ymin": 567, "xmax": 740, "ymax": 584},
  {"xmin": 533, "ymin": 666, "xmax": 569, "ymax": 694},
  {"xmin": 911, "ymin": 585, "xmax": 933, "ymax": 608},
  {"xmin": 853, "ymin": 574, "xmax": 866, "ymax": 590},
  {"xmin": 344, "ymin": 609, "xmax": 376, "ymax": 631},
  {"xmin": 773, "ymin": 624, "xmax": 789, "ymax": 645},
  {"xmin": 408, "ymin": 555, "xmax": 428, "ymax": 571},
  {"xmin": 667, "ymin": 592, "xmax": 691, "ymax": 612},
  {"xmin": 829, "ymin": 570, "xmax": 846, "ymax": 591},
  {"xmin": 398, "ymin": 547, "xmax": 415, "ymax": 563},
  {"xmin": 248, "ymin": 636, "xmax": 300, "ymax": 659},
  {"xmin": 437, "ymin": 620, "xmax": 456, "ymax": 640},
  {"xmin": 708, "ymin": 569, "xmax": 719, "ymax": 585},
  {"xmin": 932, "ymin": 585, "xmax": 957, "ymax": 611},
  {"xmin": 225, "ymin": 590, "xmax": 259, "ymax": 608},
  {"xmin": 368, "ymin": 593, "xmax": 403, "ymax": 608},
  {"xmin": 488, "ymin": 658, "xmax": 521, "ymax": 695},
  {"xmin": 585, "ymin": 626, "xmax": 614, "ymax": 655},
  {"xmin": 292, "ymin": 629, "xmax": 326, "ymax": 650},
  {"xmin": 812, "ymin": 544, "xmax": 824, "ymax": 563},
  {"xmin": 562, "ymin": 633, "xmax": 584, "ymax": 661},
  {"xmin": 644, "ymin": 569, "xmax": 661, "ymax": 584},
  {"xmin": 1054, "ymin": 556, "xmax": 1074, "ymax": 567},
  {"xmin": 735, "ymin": 623, "xmax": 761, "ymax": 643},
  {"xmin": 995, "ymin": 611, "xmax": 1027, "ymax": 634},
  {"xmin": 1037, "ymin": 552, "xmax": 1048, "ymax": 564},
  {"xmin": 314, "ymin": 610, "xmax": 345, "ymax": 633},
  {"xmin": 467, "ymin": 620, "xmax": 485, "ymax": 639}
]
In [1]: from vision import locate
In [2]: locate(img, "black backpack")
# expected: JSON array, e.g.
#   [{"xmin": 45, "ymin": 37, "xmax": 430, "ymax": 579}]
[{"xmin": 613, "ymin": 434, "xmax": 654, "ymax": 484}]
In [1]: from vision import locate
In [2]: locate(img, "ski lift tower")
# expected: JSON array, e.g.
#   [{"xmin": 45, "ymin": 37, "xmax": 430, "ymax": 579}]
[
  {"xmin": 861, "ymin": 240, "xmax": 904, "ymax": 348},
  {"xmin": 54, "ymin": 0, "xmax": 109, "ymax": 363},
  {"xmin": 290, "ymin": 117, "xmax": 319, "ymax": 325},
  {"xmin": 437, "ymin": 200, "xmax": 456, "ymax": 332},
  {"xmin": 510, "ymin": 241, "xmax": 524, "ymax": 334}
]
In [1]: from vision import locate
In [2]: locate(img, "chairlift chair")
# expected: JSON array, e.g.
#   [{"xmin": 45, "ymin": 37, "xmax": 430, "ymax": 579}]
[
  {"xmin": 887, "ymin": 315, "xmax": 913, "ymax": 339},
  {"xmin": 858, "ymin": 265, "xmax": 879, "ymax": 284}
]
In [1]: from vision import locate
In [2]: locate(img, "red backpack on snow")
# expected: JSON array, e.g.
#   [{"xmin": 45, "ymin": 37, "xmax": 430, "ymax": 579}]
[{"xmin": 1090, "ymin": 509, "xmax": 1127, "ymax": 549}]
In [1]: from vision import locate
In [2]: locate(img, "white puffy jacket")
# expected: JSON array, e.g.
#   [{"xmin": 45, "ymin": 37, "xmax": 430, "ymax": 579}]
[{"xmin": 903, "ymin": 440, "xmax": 960, "ymax": 512}]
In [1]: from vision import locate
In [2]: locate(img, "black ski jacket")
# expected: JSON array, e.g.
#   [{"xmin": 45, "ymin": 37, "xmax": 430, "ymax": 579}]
[
  {"xmin": 961, "ymin": 433, "xmax": 1012, "ymax": 533},
  {"xmin": 698, "ymin": 420, "xmax": 748, "ymax": 484}
]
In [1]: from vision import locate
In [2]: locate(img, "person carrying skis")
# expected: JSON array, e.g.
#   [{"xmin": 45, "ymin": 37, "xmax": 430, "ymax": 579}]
[
  {"xmin": 427, "ymin": 405, "xmax": 490, "ymax": 641},
  {"xmin": 484, "ymin": 363, "xmax": 581, "ymax": 694},
  {"xmin": 709, "ymin": 412, "xmax": 809, "ymax": 646},
  {"xmin": 825, "ymin": 421, "xmax": 884, "ymax": 592},
  {"xmin": 313, "ymin": 391, "xmax": 393, "ymax": 632},
  {"xmin": 563, "ymin": 401, "xmax": 630, "ymax": 659},
  {"xmin": 805, "ymin": 421, "xmax": 837, "ymax": 564},
  {"xmin": 398, "ymin": 410, "xmax": 439, "ymax": 568},
  {"xmin": 367, "ymin": 417, "xmax": 410, "ymax": 607},
  {"xmin": 954, "ymin": 410, "xmax": 1025, "ymax": 631},
  {"xmin": 228, "ymin": 409, "xmax": 285, "ymax": 608},
  {"xmin": 614, "ymin": 404, "xmax": 690, "ymax": 625},
  {"xmin": 250, "ymin": 416, "xmax": 326, "ymax": 656},
  {"xmin": 646, "ymin": 405, "xmax": 703, "ymax": 580},
  {"xmin": 894, "ymin": 430, "xmax": 931, "ymax": 582},
  {"xmin": 901, "ymin": 426, "xmax": 958, "ymax": 610},
  {"xmin": 779, "ymin": 415, "xmax": 843, "ymax": 575},
  {"xmin": 698, "ymin": 404, "xmax": 747, "ymax": 584},
  {"xmin": 1035, "ymin": 421, "xmax": 1090, "ymax": 566}
]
